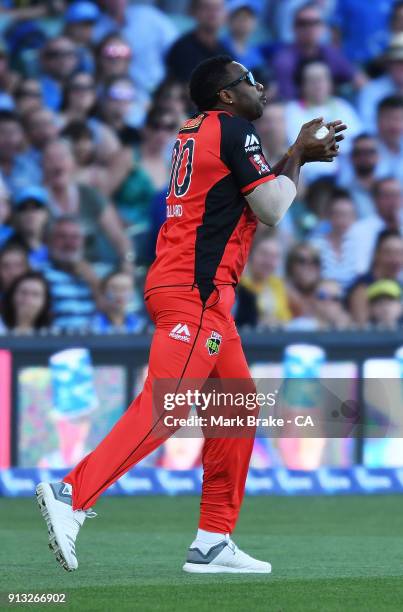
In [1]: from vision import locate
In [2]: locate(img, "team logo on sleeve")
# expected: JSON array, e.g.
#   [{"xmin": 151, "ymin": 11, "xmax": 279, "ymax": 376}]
[
  {"xmin": 248, "ymin": 153, "xmax": 271, "ymax": 175},
  {"xmin": 206, "ymin": 331, "xmax": 222, "ymax": 355}
]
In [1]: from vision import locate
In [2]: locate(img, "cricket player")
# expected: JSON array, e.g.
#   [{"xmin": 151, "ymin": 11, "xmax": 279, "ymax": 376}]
[{"xmin": 36, "ymin": 56, "xmax": 346, "ymax": 574}]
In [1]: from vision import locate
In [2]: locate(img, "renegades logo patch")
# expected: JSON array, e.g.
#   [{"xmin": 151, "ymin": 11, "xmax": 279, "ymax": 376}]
[
  {"xmin": 248, "ymin": 153, "xmax": 271, "ymax": 175},
  {"xmin": 180, "ymin": 113, "xmax": 206, "ymax": 132},
  {"xmin": 206, "ymin": 331, "xmax": 222, "ymax": 355}
]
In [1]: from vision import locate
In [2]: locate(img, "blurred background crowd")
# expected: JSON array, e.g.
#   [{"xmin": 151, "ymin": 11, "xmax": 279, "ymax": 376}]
[{"xmin": 0, "ymin": 0, "xmax": 402, "ymax": 334}]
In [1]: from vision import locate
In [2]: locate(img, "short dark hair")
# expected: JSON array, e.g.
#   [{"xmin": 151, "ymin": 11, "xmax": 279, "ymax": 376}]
[
  {"xmin": 62, "ymin": 120, "xmax": 93, "ymax": 142},
  {"xmin": 372, "ymin": 176, "xmax": 400, "ymax": 198},
  {"xmin": 1, "ymin": 270, "xmax": 52, "ymax": 330},
  {"xmin": 189, "ymin": 55, "xmax": 234, "ymax": 111},
  {"xmin": 377, "ymin": 95, "xmax": 403, "ymax": 116},
  {"xmin": 0, "ymin": 110, "xmax": 21, "ymax": 125},
  {"xmin": 330, "ymin": 187, "xmax": 352, "ymax": 202}
]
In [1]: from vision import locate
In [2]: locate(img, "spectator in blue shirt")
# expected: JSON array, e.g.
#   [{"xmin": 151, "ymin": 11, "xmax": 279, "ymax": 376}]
[
  {"xmin": 332, "ymin": 0, "xmax": 395, "ymax": 65},
  {"xmin": 92, "ymin": 270, "xmax": 145, "ymax": 333},
  {"xmin": 221, "ymin": 0, "xmax": 264, "ymax": 72},
  {"xmin": 42, "ymin": 215, "xmax": 99, "ymax": 330},
  {"xmin": 63, "ymin": 2, "xmax": 100, "ymax": 74},
  {"xmin": 0, "ymin": 110, "xmax": 42, "ymax": 194},
  {"xmin": 6, "ymin": 186, "xmax": 50, "ymax": 268},
  {"xmin": 39, "ymin": 37, "xmax": 79, "ymax": 111}
]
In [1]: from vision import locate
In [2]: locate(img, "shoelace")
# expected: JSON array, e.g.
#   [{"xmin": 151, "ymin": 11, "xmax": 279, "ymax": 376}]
[
  {"xmin": 84, "ymin": 510, "xmax": 97, "ymax": 519},
  {"xmin": 224, "ymin": 534, "xmax": 237, "ymax": 554}
]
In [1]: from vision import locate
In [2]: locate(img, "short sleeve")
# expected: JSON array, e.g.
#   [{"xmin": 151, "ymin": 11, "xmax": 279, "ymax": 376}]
[{"xmin": 219, "ymin": 113, "xmax": 276, "ymax": 194}]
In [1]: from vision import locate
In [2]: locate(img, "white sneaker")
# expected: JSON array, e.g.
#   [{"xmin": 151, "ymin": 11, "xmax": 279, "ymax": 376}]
[
  {"xmin": 183, "ymin": 534, "xmax": 271, "ymax": 574},
  {"xmin": 35, "ymin": 482, "xmax": 96, "ymax": 572}
]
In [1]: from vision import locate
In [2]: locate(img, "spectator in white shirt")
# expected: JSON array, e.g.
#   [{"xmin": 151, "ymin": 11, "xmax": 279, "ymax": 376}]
[
  {"xmin": 346, "ymin": 177, "xmax": 403, "ymax": 275},
  {"xmin": 375, "ymin": 95, "xmax": 403, "ymax": 186},
  {"xmin": 311, "ymin": 188, "xmax": 356, "ymax": 289},
  {"xmin": 357, "ymin": 34, "xmax": 403, "ymax": 132},
  {"xmin": 285, "ymin": 59, "xmax": 362, "ymax": 184},
  {"xmin": 337, "ymin": 133, "xmax": 383, "ymax": 218}
]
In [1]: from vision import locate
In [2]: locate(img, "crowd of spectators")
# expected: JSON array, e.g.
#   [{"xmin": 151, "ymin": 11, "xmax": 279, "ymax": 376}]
[{"xmin": 0, "ymin": 0, "xmax": 402, "ymax": 334}]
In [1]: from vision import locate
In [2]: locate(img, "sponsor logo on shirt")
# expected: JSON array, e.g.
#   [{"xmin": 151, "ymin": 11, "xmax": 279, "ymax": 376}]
[
  {"xmin": 169, "ymin": 323, "xmax": 191, "ymax": 343},
  {"xmin": 206, "ymin": 331, "xmax": 222, "ymax": 355},
  {"xmin": 248, "ymin": 153, "xmax": 271, "ymax": 175},
  {"xmin": 244, "ymin": 133, "xmax": 261, "ymax": 152}
]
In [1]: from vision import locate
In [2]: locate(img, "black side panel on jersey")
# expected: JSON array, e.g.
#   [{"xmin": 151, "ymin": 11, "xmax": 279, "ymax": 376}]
[{"xmin": 194, "ymin": 173, "xmax": 245, "ymax": 304}]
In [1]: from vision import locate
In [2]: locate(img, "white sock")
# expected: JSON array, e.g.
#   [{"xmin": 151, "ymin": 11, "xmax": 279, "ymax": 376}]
[{"xmin": 194, "ymin": 528, "xmax": 226, "ymax": 545}]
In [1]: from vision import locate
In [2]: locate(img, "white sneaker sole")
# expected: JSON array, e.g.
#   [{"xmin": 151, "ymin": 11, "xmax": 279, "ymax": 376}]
[
  {"xmin": 183, "ymin": 562, "xmax": 272, "ymax": 574},
  {"xmin": 35, "ymin": 483, "xmax": 77, "ymax": 572}
]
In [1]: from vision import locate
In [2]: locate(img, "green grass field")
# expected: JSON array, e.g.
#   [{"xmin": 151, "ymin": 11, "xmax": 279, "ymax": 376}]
[{"xmin": 1, "ymin": 495, "xmax": 403, "ymax": 611}]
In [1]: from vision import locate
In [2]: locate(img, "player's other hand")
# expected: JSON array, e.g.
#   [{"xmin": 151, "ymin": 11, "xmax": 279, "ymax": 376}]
[{"xmin": 293, "ymin": 118, "xmax": 347, "ymax": 164}]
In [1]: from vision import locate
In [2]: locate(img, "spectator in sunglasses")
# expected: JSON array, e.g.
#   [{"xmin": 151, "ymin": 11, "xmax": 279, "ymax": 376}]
[
  {"xmin": 271, "ymin": 2, "xmax": 357, "ymax": 100},
  {"xmin": 96, "ymin": 34, "xmax": 132, "ymax": 85},
  {"xmin": 285, "ymin": 243, "xmax": 322, "ymax": 326},
  {"xmin": 314, "ymin": 279, "xmax": 351, "ymax": 329},
  {"xmin": 337, "ymin": 134, "xmax": 381, "ymax": 219},
  {"xmin": 39, "ymin": 37, "xmax": 79, "ymax": 111},
  {"xmin": 14, "ymin": 80, "xmax": 43, "ymax": 115},
  {"xmin": 59, "ymin": 72, "xmax": 121, "ymax": 168}
]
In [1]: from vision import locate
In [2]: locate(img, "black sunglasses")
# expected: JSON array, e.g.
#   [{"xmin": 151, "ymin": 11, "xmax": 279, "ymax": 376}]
[{"xmin": 217, "ymin": 70, "xmax": 256, "ymax": 95}]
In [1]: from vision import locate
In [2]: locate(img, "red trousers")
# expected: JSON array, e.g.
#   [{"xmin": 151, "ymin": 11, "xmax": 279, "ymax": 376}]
[{"xmin": 64, "ymin": 286, "xmax": 255, "ymax": 533}]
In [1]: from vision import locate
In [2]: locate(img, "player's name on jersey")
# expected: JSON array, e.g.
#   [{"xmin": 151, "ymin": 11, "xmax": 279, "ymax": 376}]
[{"xmin": 167, "ymin": 204, "xmax": 183, "ymax": 218}]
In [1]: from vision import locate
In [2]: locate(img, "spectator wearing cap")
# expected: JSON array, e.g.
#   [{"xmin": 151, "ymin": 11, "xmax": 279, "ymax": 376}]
[
  {"xmin": 221, "ymin": 0, "xmax": 264, "ymax": 72},
  {"xmin": 42, "ymin": 215, "xmax": 98, "ymax": 330},
  {"xmin": 39, "ymin": 36, "xmax": 79, "ymax": 111},
  {"xmin": 271, "ymin": 2, "xmax": 357, "ymax": 101},
  {"xmin": 348, "ymin": 230, "xmax": 403, "ymax": 325},
  {"xmin": 91, "ymin": 270, "xmax": 145, "ymax": 333},
  {"xmin": 285, "ymin": 59, "xmax": 361, "ymax": 184},
  {"xmin": 346, "ymin": 177, "xmax": 403, "ymax": 275},
  {"xmin": 367, "ymin": 279, "xmax": 402, "ymax": 328},
  {"xmin": 375, "ymin": 95, "xmax": 403, "ymax": 186},
  {"xmin": 331, "ymin": 0, "xmax": 395, "ymax": 66},
  {"xmin": 6, "ymin": 186, "xmax": 50, "ymax": 268},
  {"xmin": 166, "ymin": 0, "xmax": 228, "ymax": 83},
  {"xmin": 358, "ymin": 34, "xmax": 403, "ymax": 132},
  {"xmin": 42, "ymin": 139, "xmax": 135, "ymax": 269},
  {"xmin": 64, "ymin": 1, "xmax": 100, "ymax": 73},
  {"xmin": 337, "ymin": 134, "xmax": 382, "ymax": 219},
  {"xmin": 0, "ymin": 110, "xmax": 42, "ymax": 194}
]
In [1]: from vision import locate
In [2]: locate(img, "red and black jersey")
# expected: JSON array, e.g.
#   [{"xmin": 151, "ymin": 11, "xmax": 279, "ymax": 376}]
[{"xmin": 145, "ymin": 110, "xmax": 276, "ymax": 304}]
